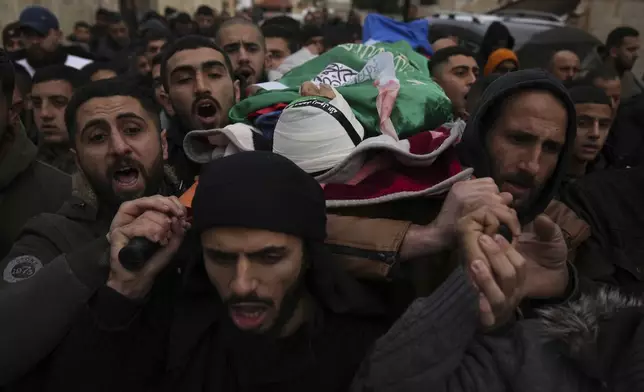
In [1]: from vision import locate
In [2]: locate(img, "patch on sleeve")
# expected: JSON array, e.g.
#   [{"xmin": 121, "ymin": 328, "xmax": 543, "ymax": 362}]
[{"xmin": 3, "ymin": 255, "xmax": 44, "ymax": 283}]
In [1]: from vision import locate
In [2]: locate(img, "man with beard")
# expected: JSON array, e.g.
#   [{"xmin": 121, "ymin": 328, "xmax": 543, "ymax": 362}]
[
  {"xmin": 93, "ymin": 12, "xmax": 131, "ymax": 62},
  {"xmin": 16, "ymin": 6, "xmax": 92, "ymax": 76},
  {"xmin": 159, "ymin": 35, "xmax": 240, "ymax": 186},
  {"xmin": 31, "ymin": 65, "xmax": 83, "ymax": 174},
  {"xmin": 0, "ymin": 50, "xmax": 71, "ymax": 261},
  {"xmin": 584, "ymin": 65, "xmax": 622, "ymax": 112},
  {"xmin": 5, "ymin": 151, "xmax": 387, "ymax": 392},
  {"xmin": 0, "ymin": 77, "xmax": 184, "ymax": 384},
  {"xmin": 604, "ymin": 26, "xmax": 642, "ymax": 100},
  {"xmin": 216, "ymin": 18, "xmax": 268, "ymax": 86}
]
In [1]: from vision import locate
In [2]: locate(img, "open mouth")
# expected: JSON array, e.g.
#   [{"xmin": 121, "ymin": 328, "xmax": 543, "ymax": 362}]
[
  {"xmin": 229, "ymin": 303, "xmax": 269, "ymax": 330},
  {"xmin": 113, "ymin": 166, "xmax": 140, "ymax": 187},
  {"xmin": 194, "ymin": 99, "xmax": 218, "ymax": 126}
]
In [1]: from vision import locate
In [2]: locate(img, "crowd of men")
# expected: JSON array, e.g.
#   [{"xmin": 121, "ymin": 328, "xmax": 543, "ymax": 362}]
[{"xmin": 1, "ymin": 3, "xmax": 644, "ymax": 392}]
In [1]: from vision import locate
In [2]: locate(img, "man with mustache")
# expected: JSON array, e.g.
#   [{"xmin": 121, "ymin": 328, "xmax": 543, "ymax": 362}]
[
  {"xmin": 0, "ymin": 77, "xmax": 185, "ymax": 384},
  {"xmin": 4, "ymin": 152, "xmax": 387, "ymax": 391},
  {"xmin": 215, "ymin": 18, "xmax": 268, "ymax": 87},
  {"xmin": 159, "ymin": 35, "xmax": 240, "ymax": 186}
]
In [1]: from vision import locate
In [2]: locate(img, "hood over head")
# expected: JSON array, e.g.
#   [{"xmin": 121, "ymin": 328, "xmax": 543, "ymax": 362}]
[
  {"xmin": 458, "ymin": 69, "xmax": 576, "ymax": 225},
  {"xmin": 478, "ymin": 21, "xmax": 515, "ymax": 67}
]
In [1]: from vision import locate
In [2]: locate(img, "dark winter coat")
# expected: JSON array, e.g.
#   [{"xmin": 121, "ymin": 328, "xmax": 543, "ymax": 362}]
[{"xmin": 352, "ymin": 267, "xmax": 644, "ymax": 392}]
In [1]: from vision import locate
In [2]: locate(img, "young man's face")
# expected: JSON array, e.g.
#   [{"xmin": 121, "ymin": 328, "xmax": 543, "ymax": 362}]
[
  {"xmin": 432, "ymin": 55, "xmax": 479, "ymax": 118},
  {"xmin": 202, "ymin": 227, "xmax": 306, "ymax": 335},
  {"xmin": 572, "ymin": 103, "xmax": 613, "ymax": 163},
  {"xmin": 218, "ymin": 24, "xmax": 266, "ymax": 85},
  {"xmin": 4, "ymin": 36, "xmax": 23, "ymax": 53},
  {"xmin": 136, "ymin": 55, "xmax": 151, "ymax": 77},
  {"xmin": 163, "ymin": 47, "xmax": 240, "ymax": 131},
  {"xmin": 265, "ymin": 37, "xmax": 291, "ymax": 70},
  {"xmin": 31, "ymin": 79, "xmax": 74, "ymax": 145},
  {"xmin": 487, "ymin": 90, "xmax": 567, "ymax": 207},
  {"xmin": 74, "ymin": 26, "xmax": 91, "ymax": 43},
  {"xmin": 73, "ymin": 95, "xmax": 167, "ymax": 208},
  {"xmin": 151, "ymin": 63, "xmax": 165, "ymax": 105}
]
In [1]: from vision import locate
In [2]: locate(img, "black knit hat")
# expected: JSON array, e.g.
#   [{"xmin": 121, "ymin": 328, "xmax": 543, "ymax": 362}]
[{"xmin": 193, "ymin": 151, "xmax": 327, "ymax": 241}]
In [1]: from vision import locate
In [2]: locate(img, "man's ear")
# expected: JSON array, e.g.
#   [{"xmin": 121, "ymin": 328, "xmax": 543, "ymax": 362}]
[
  {"xmin": 609, "ymin": 47, "xmax": 619, "ymax": 58},
  {"xmin": 160, "ymin": 92, "xmax": 175, "ymax": 116},
  {"xmin": 233, "ymin": 79, "xmax": 241, "ymax": 102},
  {"xmin": 160, "ymin": 129, "xmax": 169, "ymax": 161}
]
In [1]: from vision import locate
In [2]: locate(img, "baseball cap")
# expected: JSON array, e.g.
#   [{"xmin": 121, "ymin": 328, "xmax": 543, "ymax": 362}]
[{"xmin": 19, "ymin": 6, "xmax": 59, "ymax": 35}]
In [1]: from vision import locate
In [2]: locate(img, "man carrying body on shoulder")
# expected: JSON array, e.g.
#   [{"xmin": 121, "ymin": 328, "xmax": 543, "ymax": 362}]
[
  {"xmin": 0, "ymin": 77, "xmax": 184, "ymax": 384},
  {"xmin": 158, "ymin": 35, "xmax": 241, "ymax": 186},
  {"xmin": 7, "ymin": 151, "xmax": 387, "ymax": 392}
]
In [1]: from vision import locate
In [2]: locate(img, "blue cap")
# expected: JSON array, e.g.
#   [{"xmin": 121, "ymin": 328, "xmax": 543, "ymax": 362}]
[{"xmin": 19, "ymin": 6, "xmax": 59, "ymax": 35}]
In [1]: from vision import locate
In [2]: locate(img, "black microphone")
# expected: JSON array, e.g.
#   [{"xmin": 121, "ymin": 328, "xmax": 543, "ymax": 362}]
[{"xmin": 118, "ymin": 237, "xmax": 161, "ymax": 271}]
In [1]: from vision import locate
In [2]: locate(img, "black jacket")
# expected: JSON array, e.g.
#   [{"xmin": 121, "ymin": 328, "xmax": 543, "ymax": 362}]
[
  {"xmin": 602, "ymin": 93, "xmax": 644, "ymax": 169},
  {"xmin": 352, "ymin": 267, "xmax": 644, "ymax": 392},
  {"xmin": 561, "ymin": 166, "xmax": 644, "ymax": 295},
  {"xmin": 0, "ymin": 130, "xmax": 71, "ymax": 259},
  {"xmin": 0, "ymin": 167, "xmax": 182, "ymax": 386}
]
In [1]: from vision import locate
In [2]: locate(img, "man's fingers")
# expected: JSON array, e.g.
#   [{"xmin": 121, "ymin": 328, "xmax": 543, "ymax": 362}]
[
  {"xmin": 471, "ymin": 259, "xmax": 506, "ymax": 312},
  {"xmin": 479, "ymin": 234, "xmax": 516, "ymax": 296},
  {"xmin": 533, "ymin": 214, "xmax": 558, "ymax": 242},
  {"xmin": 499, "ymin": 192, "xmax": 513, "ymax": 205},
  {"xmin": 119, "ymin": 196, "xmax": 186, "ymax": 220},
  {"xmin": 479, "ymin": 294, "xmax": 496, "ymax": 327}
]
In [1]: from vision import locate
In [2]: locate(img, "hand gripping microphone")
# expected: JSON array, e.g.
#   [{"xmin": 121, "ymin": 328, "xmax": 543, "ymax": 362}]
[{"xmin": 118, "ymin": 180, "xmax": 197, "ymax": 271}]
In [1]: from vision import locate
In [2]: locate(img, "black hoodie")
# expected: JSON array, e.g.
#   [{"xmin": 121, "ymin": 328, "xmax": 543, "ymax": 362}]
[
  {"xmin": 458, "ymin": 69, "xmax": 577, "ymax": 226},
  {"xmin": 477, "ymin": 21, "xmax": 516, "ymax": 69}
]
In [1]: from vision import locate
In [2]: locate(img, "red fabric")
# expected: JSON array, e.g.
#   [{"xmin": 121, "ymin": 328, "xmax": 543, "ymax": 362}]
[
  {"xmin": 247, "ymin": 103, "xmax": 288, "ymax": 120},
  {"xmin": 322, "ymin": 129, "xmax": 464, "ymax": 202}
]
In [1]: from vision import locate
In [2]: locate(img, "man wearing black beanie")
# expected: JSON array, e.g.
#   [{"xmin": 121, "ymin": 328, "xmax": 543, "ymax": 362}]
[{"xmin": 17, "ymin": 151, "xmax": 387, "ymax": 392}]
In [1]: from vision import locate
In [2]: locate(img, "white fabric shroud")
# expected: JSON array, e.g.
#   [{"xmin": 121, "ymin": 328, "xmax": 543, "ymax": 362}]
[{"xmin": 272, "ymin": 88, "xmax": 365, "ymax": 174}]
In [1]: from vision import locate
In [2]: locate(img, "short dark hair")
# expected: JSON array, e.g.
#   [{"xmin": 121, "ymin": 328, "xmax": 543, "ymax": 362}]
[
  {"xmin": 262, "ymin": 16, "xmax": 301, "ymax": 33},
  {"xmin": 261, "ymin": 25, "xmax": 301, "ymax": 54},
  {"xmin": 81, "ymin": 61, "xmax": 124, "ymax": 80},
  {"xmin": 145, "ymin": 29, "xmax": 174, "ymax": 44},
  {"xmin": 196, "ymin": 5, "xmax": 215, "ymax": 17},
  {"xmin": 215, "ymin": 17, "xmax": 264, "ymax": 47},
  {"xmin": 160, "ymin": 35, "xmax": 234, "ymax": 91},
  {"xmin": 606, "ymin": 26, "xmax": 639, "ymax": 49},
  {"xmin": 106, "ymin": 12, "xmax": 124, "ymax": 25},
  {"xmin": 568, "ymin": 82, "xmax": 612, "ymax": 106},
  {"xmin": 429, "ymin": 46, "xmax": 475, "ymax": 75},
  {"xmin": 3, "ymin": 22, "xmax": 22, "ymax": 46},
  {"xmin": 74, "ymin": 21, "xmax": 91, "ymax": 30},
  {"xmin": 584, "ymin": 65, "xmax": 619, "ymax": 84},
  {"xmin": 65, "ymin": 77, "xmax": 160, "ymax": 142},
  {"xmin": 32, "ymin": 65, "xmax": 83, "ymax": 90}
]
